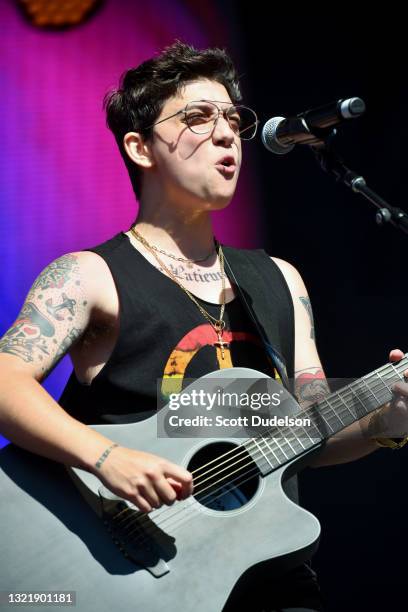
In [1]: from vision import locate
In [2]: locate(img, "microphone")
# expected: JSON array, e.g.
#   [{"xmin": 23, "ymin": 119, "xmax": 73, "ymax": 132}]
[{"xmin": 261, "ymin": 97, "xmax": 366, "ymax": 155}]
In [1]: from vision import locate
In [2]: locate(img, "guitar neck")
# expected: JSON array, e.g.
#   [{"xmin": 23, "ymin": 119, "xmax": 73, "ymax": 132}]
[
  {"xmin": 246, "ymin": 354, "xmax": 408, "ymax": 475},
  {"xmin": 312, "ymin": 354, "xmax": 408, "ymax": 438}
]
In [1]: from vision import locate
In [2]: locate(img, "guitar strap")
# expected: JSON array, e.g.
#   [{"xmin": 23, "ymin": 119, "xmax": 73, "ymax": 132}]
[{"xmin": 222, "ymin": 247, "xmax": 292, "ymax": 392}]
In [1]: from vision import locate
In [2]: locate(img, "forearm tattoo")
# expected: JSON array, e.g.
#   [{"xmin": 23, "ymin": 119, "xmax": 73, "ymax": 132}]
[
  {"xmin": 299, "ymin": 296, "xmax": 315, "ymax": 340},
  {"xmin": 0, "ymin": 254, "xmax": 84, "ymax": 375},
  {"xmin": 294, "ymin": 367, "xmax": 330, "ymax": 408}
]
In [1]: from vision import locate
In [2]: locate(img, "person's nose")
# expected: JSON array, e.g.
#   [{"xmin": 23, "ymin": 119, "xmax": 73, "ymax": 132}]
[{"xmin": 212, "ymin": 111, "xmax": 236, "ymax": 144}]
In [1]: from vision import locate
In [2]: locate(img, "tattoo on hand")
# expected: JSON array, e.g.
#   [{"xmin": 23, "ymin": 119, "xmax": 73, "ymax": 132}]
[
  {"xmin": 295, "ymin": 368, "xmax": 330, "ymax": 406},
  {"xmin": 299, "ymin": 296, "xmax": 315, "ymax": 340}
]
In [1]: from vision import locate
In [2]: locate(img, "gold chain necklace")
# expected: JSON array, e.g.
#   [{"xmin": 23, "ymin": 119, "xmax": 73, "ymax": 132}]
[
  {"xmin": 130, "ymin": 227, "xmax": 229, "ymax": 359},
  {"xmin": 145, "ymin": 243, "xmax": 216, "ymax": 268}
]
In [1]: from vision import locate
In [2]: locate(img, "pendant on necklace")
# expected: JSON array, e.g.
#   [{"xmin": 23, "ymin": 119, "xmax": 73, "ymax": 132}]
[{"xmin": 214, "ymin": 323, "xmax": 229, "ymax": 360}]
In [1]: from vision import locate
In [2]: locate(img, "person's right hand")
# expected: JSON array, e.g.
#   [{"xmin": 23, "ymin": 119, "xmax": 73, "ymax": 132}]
[{"xmin": 91, "ymin": 446, "xmax": 194, "ymax": 513}]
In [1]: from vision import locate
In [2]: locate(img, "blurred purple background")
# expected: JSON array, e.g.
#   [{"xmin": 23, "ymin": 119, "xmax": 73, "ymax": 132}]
[{"xmin": 0, "ymin": 0, "xmax": 260, "ymax": 447}]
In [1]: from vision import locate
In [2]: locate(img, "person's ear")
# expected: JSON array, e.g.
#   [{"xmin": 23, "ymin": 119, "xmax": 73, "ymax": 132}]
[{"xmin": 123, "ymin": 132, "xmax": 155, "ymax": 169}]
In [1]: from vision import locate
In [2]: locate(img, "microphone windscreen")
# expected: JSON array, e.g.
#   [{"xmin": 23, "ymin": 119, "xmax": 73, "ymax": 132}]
[{"xmin": 261, "ymin": 117, "xmax": 295, "ymax": 155}]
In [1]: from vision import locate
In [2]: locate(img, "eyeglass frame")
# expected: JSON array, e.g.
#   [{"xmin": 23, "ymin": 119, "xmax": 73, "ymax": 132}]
[{"xmin": 144, "ymin": 99, "xmax": 259, "ymax": 140}]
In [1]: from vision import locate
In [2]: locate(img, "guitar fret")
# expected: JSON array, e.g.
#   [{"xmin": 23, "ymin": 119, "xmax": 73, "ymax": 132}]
[
  {"xmin": 338, "ymin": 391, "xmax": 356, "ymax": 419},
  {"xmin": 287, "ymin": 436, "xmax": 304, "ymax": 455},
  {"xmin": 348, "ymin": 386, "xmax": 368, "ymax": 415},
  {"xmin": 295, "ymin": 433, "xmax": 306, "ymax": 449},
  {"xmin": 295, "ymin": 435, "xmax": 311, "ymax": 452},
  {"xmin": 353, "ymin": 385, "xmax": 377, "ymax": 417},
  {"xmin": 380, "ymin": 364, "xmax": 403, "ymax": 397},
  {"xmin": 317, "ymin": 404, "xmax": 336, "ymax": 432},
  {"xmin": 282, "ymin": 436, "xmax": 296, "ymax": 455},
  {"xmin": 309, "ymin": 424, "xmax": 323, "ymax": 442},
  {"xmin": 376, "ymin": 370, "xmax": 393, "ymax": 393},
  {"xmin": 242, "ymin": 355, "xmax": 408, "ymax": 477},
  {"xmin": 263, "ymin": 437, "xmax": 287, "ymax": 464},
  {"xmin": 298, "ymin": 424, "xmax": 314, "ymax": 445},
  {"xmin": 323, "ymin": 398, "xmax": 344, "ymax": 427},
  {"xmin": 361, "ymin": 378, "xmax": 380, "ymax": 404},
  {"xmin": 391, "ymin": 363, "xmax": 404, "ymax": 381},
  {"xmin": 253, "ymin": 437, "xmax": 275, "ymax": 469},
  {"xmin": 362, "ymin": 377, "xmax": 385, "ymax": 408},
  {"xmin": 259, "ymin": 436, "xmax": 281, "ymax": 465},
  {"xmin": 337, "ymin": 392, "xmax": 355, "ymax": 420},
  {"xmin": 272, "ymin": 436, "xmax": 289, "ymax": 460}
]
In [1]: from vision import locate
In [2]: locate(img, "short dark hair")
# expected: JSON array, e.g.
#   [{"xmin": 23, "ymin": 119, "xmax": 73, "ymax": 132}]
[{"xmin": 103, "ymin": 40, "xmax": 242, "ymax": 200}]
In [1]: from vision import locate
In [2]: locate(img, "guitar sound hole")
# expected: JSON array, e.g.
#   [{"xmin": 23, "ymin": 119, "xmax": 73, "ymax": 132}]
[{"xmin": 188, "ymin": 442, "xmax": 260, "ymax": 511}]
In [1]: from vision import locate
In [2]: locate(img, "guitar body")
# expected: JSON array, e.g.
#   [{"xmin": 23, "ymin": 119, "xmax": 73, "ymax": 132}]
[{"xmin": 0, "ymin": 368, "xmax": 321, "ymax": 612}]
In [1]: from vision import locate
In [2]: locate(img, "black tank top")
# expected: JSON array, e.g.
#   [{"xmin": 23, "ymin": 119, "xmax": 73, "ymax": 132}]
[{"xmin": 59, "ymin": 232, "xmax": 295, "ymax": 426}]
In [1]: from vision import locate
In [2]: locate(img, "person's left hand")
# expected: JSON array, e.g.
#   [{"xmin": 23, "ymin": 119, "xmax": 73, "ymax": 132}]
[{"xmin": 368, "ymin": 348, "xmax": 408, "ymax": 439}]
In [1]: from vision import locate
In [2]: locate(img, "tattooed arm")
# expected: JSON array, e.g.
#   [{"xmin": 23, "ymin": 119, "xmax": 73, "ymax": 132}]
[
  {"xmin": 1, "ymin": 254, "xmax": 86, "ymax": 380},
  {"xmin": 0, "ymin": 252, "xmax": 119, "ymax": 467},
  {"xmin": 0, "ymin": 251, "xmax": 193, "ymax": 512},
  {"xmin": 272, "ymin": 258, "xmax": 380, "ymax": 466}
]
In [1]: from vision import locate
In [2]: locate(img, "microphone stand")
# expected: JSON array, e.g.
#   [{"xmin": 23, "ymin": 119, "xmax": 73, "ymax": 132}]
[{"xmin": 310, "ymin": 128, "xmax": 408, "ymax": 235}]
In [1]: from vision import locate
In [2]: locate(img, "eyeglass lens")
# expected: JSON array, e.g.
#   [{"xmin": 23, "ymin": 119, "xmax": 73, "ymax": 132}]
[{"xmin": 185, "ymin": 101, "xmax": 257, "ymax": 139}]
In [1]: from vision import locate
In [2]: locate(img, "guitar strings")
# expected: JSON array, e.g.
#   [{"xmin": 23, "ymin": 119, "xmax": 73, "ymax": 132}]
[
  {"xmin": 157, "ymin": 357, "xmax": 406, "ymax": 492},
  {"xmin": 190, "ymin": 358, "xmax": 408, "ymax": 481},
  {"xmin": 107, "ymin": 359, "xmax": 407, "ymax": 547},
  {"xmin": 187, "ymin": 358, "xmax": 407, "ymax": 487},
  {"xmin": 113, "ymin": 461, "xmax": 265, "ymax": 550},
  {"xmin": 121, "ymin": 378, "xmax": 398, "ymax": 544},
  {"xmin": 110, "ymin": 359, "xmax": 406, "ymax": 538}
]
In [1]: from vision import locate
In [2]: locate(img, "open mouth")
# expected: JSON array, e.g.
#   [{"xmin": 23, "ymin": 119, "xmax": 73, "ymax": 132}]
[{"xmin": 215, "ymin": 158, "xmax": 236, "ymax": 174}]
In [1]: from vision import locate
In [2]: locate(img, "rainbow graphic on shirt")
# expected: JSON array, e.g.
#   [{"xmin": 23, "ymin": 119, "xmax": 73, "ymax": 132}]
[{"xmin": 161, "ymin": 323, "xmax": 280, "ymax": 400}]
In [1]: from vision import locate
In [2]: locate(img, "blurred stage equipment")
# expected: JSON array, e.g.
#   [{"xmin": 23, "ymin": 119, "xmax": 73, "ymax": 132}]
[{"xmin": 17, "ymin": 0, "xmax": 104, "ymax": 29}]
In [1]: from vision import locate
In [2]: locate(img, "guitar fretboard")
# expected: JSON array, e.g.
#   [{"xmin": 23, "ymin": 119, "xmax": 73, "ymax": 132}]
[{"xmin": 245, "ymin": 355, "xmax": 408, "ymax": 475}]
